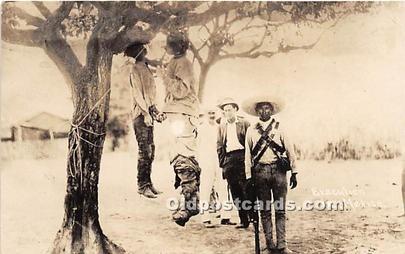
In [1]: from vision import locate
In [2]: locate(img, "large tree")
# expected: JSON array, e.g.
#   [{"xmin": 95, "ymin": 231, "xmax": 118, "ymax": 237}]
[{"xmin": 1, "ymin": 2, "xmax": 371, "ymax": 253}]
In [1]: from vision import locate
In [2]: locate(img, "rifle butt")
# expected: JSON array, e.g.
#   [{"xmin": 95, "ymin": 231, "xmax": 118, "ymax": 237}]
[{"xmin": 254, "ymin": 220, "xmax": 260, "ymax": 254}]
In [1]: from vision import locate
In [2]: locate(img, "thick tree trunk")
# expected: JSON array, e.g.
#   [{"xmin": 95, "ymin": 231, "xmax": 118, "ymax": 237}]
[
  {"xmin": 198, "ymin": 65, "xmax": 210, "ymax": 103},
  {"xmin": 52, "ymin": 49, "xmax": 124, "ymax": 254}
]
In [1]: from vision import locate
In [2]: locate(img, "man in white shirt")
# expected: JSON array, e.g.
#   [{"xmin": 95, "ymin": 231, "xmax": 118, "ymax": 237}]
[
  {"xmin": 243, "ymin": 96, "xmax": 297, "ymax": 254},
  {"xmin": 198, "ymin": 109, "xmax": 234, "ymax": 227},
  {"xmin": 217, "ymin": 98, "xmax": 251, "ymax": 228}
]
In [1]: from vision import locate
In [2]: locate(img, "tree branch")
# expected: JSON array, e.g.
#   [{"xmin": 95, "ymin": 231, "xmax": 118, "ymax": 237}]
[
  {"xmin": 278, "ymin": 38, "xmax": 320, "ymax": 54},
  {"xmin": 1, "ymin": 3, "xmax": 42, "ymax": 47},
  {"xmin": 7, "ymin": 6, "xmax": 45, "ymax": 27},
  {"xmin": 220, "ymin": 6, "xmax": 351, "ymax": 61},
  {"xmin": 32, "ymin": 2, "xmax": 52, "ymax": 19},
  {"xmin": 91, "ymin": 4, "xmax": 164, "ymax": 56},
  {"xmin": 232, "ymin": 17, "xmax": 259, "ymax": 37},
  {"xmin": 109, "ymin": 25, "xmax": 157, "ymax": 55},
  {"xmin": 221, "ymin": 27, "xmax": 268, "ymax": 59},
  {"xmin": 2, "ymin": 2, "xmax": 83, "ymax": 84},
  {"xmin": 219, "ymin": 33, "xmax": 320, "ymax": 60},
  {"xmin": 46, "ymin": 2, "xmax": 75, "ymax": 30},
  {"xmin": 122, "ymin": 6, "xmax": 166, "ymax": 27},
  {"xmin": 224, "ymin": 12, "xmax": 229, "ymax": 24},
  {"xmin": 224, "ymin": 15, "xmax": 243, "ymax": 27},
  {"xmin": 91, "ymin": 2, "xmax": 111, "ymax": 15},
  {"xmin": 189, "ymin": 41, "xmax": 204, "ymax": 67},
  {"xmin": 38, "ymin": 3, "xmax": 82, "ymax": 87},
  {"xmin": 297, "ymin": 10, "xmax": 349, "ymax": 27},
  {"xmin": 202, "ymin": 24, "xmax": 212, "ymax": 35},
  {"xmin": 1, "ymin": 25, "xmax": 42, "ymax": 47},
  {"xmin": 85, "ymin": 22, "xmax": 103, "ymax": 72},
  {"xmin": 197, "ymin": 39, "xmax": 209, "ymax": 52},
  {"xmin": 213, "ymin": 16, "xmax": 219, "ymax": 30},
  {"xmin": 176, "ymin": 2, "xmax": 243, "ymax": 27},
  {"xmin": 154, "ymin": 1, "xmax": 204, "ymax": 15},
  {"xmin": 43, "ymin": 33, "xmax": 84, "ymax": 86}
]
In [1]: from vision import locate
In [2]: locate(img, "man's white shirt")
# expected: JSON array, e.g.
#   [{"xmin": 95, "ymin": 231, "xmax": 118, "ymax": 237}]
[{"xmin": 226, "ymin": 119, "xmax": 244, "ymax": 153}]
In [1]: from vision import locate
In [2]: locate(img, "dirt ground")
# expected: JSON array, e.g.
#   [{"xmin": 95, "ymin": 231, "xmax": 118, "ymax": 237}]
[{"xmin": 1, "ymin": 153, "xmax": 404, "ymax": 254}]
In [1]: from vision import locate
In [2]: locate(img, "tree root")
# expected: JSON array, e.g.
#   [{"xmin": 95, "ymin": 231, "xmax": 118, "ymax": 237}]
[{"xmin": 51, "ymin": 227, "xmax": 125, "ymax": 254}]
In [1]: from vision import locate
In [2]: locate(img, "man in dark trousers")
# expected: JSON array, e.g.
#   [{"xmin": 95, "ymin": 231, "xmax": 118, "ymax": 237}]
[
  {"xmin": 217, "ymin": 98, "xmax": 251, "ymax": 228},
  {"xmin": 125, "ymin": 42, "xmax": 165, "ymax": 199},
  {"xmin": 243, "ymin": 95, "xmax": 298, "ymax": 254},
  {"xmin": 156, "ymin": 32, "xmax": 201, "ymax": 226}
]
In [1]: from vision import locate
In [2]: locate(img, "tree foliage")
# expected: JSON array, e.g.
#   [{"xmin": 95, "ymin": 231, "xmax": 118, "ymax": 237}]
[{"xmin": 61, "ymin": 2, "xmax": 97, "ymax": 39}]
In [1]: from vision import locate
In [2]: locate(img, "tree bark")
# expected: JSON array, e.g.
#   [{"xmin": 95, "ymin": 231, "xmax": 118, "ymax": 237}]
[
  {"xmin": 198, "ymin": 64, "xmax": 210, "ymax": 103},
  {"xmin": 51, "ymin": 47, "xmax": 124, "ymax": 254}
]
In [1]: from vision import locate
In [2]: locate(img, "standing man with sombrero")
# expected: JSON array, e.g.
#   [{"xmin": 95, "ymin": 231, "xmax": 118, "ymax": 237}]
[
  {"xmin": 217, "ymin": 98, "xmax": 251, "ymax": 228},
  {"xmin": 243, "ymin": 96, "xmax": 298, "ymax": 254}
]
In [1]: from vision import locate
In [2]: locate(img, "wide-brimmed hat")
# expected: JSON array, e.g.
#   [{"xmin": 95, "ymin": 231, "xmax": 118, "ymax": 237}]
[
  {"xmin": 242, "ymin": 95, "xmax": 284, "ymax": 116},
  {"xmin": 218, "ymin": 97, "xmax": 239, "ymax": 111}
]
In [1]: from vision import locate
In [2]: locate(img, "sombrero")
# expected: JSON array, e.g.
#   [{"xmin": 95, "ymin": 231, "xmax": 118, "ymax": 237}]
[{"xmin": 241, "ymin": 95, "xmax": 284, "ymax": 116}]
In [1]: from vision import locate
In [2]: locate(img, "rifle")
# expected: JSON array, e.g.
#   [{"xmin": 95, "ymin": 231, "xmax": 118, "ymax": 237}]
[
  {"xmin": 249, "ymin": 167, "xmax": 261, "ymax": 254},
  {"xmin": 248, "ymin": 151, "xmax": 270, "ymax": 254},
  {"xmin": 248, "ymin": 120, "xmax": 276, "ymax": 254}
]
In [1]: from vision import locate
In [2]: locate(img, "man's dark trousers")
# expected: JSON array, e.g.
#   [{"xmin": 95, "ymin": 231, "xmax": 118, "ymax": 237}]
[
  {"xmin": 254, "ymin": 162, "xmax": 287, "ymax": 249},
  {"xmin": 223, "ymin": 149, "xmax": 249, "ymax": 226},
  {"xmin": 133, "ymin": 115, "xmax": 155, "ymax": 189}
]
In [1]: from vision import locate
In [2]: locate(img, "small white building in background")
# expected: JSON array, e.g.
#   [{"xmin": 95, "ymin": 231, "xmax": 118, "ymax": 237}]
[{"xmin": 1, "ymin": 112, "xmax": 71, "ymax": 142}]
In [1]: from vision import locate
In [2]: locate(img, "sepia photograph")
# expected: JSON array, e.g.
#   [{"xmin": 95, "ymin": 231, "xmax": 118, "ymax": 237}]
[{"xmin": 1, "ymin": 1, "xmax": 405, "ymax": 254}]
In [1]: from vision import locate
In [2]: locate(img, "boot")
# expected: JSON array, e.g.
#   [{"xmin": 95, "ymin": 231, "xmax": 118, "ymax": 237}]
[
  {"xmin": 172, "ymin": 205, "xmax": 199, "ymax": 227},
  {"xmin": 265, "ymin": 240, "xmax": 277, "ymax": 253},
  {"xmin": 260, "ymin": 246, "xmax": 275, "ymax": 254},
  {"xmin": 278, "ymin": 247, "xmax": 293, "ymax": 254},
  {"xmin": 220, "ymin": 219, "xmax": 237, "ymax": 225},
  {"xmin": 150, "ymin": 184, "xmax": 163, "ymax": 195},
  {"xmin": 172, "ymin": 210, "xmax": 191, "ymax": 227},
  {"xmin": 235, "ymin": 222, "xmax": 249, "ymax": 229},
  {"xmin": 138, "ymin": 185, "xmax": 157, "ymax": 199}
]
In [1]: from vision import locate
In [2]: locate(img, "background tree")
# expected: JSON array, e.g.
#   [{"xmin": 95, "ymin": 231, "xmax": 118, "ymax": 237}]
[
  {"xmin": 183, "ymin": 2, "xmax": 373, "ymax": 100},
  {"xmin": 1, "ymin": 2, "xmax": 371, "ymax": 253}
]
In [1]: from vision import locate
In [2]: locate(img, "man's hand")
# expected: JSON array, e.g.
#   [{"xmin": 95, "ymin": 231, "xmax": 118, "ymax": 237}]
[
  {"xmin": 289, "ymin": 173, "xmax": 298, "ymax": 189},
  {"xmin": 149, "ymin": 105, "xmax": 166, "ymax": 123},
  {"xmin": 144, "ymin": 114, "xmax": 153, "ymax": 127},
  {"xmin": 155, "ymin": 113, "xmax": 167, "ymax": 123}
]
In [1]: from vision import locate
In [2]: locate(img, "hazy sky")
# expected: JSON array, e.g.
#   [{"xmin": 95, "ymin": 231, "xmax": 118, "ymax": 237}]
[
  {"xmin": 1, "ymin": 3, "xmax": 404, "ymax": 145},
  {"xmin": 201, "ymin": 3, "xmax": 405, "ymax": 144}
]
